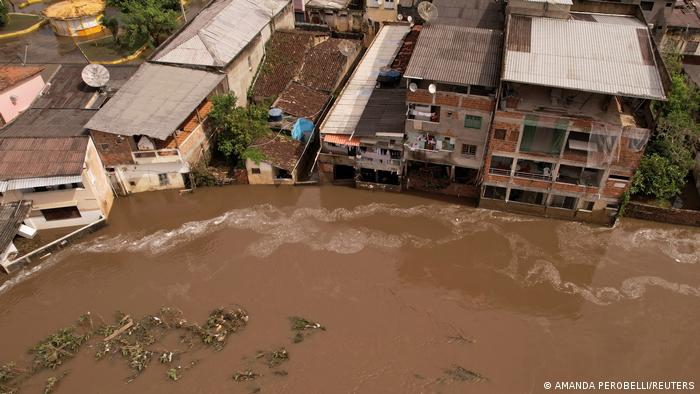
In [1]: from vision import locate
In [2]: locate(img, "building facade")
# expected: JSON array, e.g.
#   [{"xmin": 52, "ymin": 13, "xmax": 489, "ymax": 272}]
[{"xmin": 0, "ymin": 67, "xmax": 44, "ymax": 127}]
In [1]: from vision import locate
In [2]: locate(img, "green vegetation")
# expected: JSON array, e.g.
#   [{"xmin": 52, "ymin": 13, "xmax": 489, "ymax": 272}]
[
  {"xmin": 107, "ymin": 0, "xmax": 181, "ymax": 13},
  {"xmin": 118, "ymin": 0, "xmax": 178, "ymax": 50},
  {"xmin": 289, "ymin": 316, "xmax": 325, "ymax": 343},
  {"xmin": 631, "ymin": 52, "xmax": 699, "ymax": 201},
  {"xmin": 209, "ymin": 93, "xmax": 270, "ymax": 164},
  {"xmin": 0, "ymin": 0, "xmax": 8, "ymax": 28}
]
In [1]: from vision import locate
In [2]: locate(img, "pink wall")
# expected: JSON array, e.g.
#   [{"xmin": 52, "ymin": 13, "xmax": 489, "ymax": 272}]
[{"xmin": 0, "ymin": 75, "xmax": 44, "ymax": 125}]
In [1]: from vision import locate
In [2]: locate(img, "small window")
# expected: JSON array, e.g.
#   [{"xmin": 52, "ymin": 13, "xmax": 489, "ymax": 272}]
[
  {"xmin": 550, "ymin": 195, "xmax": 577, "ymax": 210},
  {"xmin": 581, "ymin": 201, "xmax": 595, "ymax": 211},
  {"xmin": 464, "ymin": 115, "xmax": 482, "ymax": 129},
  {"xmin": 41, "ymin": 206, "xmax": 81, "ymax": 221},
  {"xmin": 461, "ymin": 144, "xmax": 477, "ymax": 157},
  {"xmin": 390, "ymin": 150, "xmax": 401, "ymax": 159},
  {"xmin": 158, "ymin": 173, "xmax": 169, "ymax": 186},
  {"xmin": 494, "ymin": 129, "xmax": 507, "ymax": 140},
  {"xmin": 640, "ymin": 0, "xmax": 654, "ymax": 10},
  {"xmin": 608, "ymin": 174, "xmax": 631, "ymax": 182},
  {"xmin": 665, "ymin": 1, "xmax": 672, "ymax": 6},
  {"xmin": 251, "ymin": 168, "xmax": 261, "ymax": 174}
]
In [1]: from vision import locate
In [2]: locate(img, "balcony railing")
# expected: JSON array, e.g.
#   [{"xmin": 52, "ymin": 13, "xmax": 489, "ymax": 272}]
[
  {"xmin": 513, "ymin": 171, "xmax": 552, "ymax": 181},
  {"xmin": 358, "ymin": 156, "xmax": 402, "ymax": 171},
  {"xmin": 489, "ymin": 168, "xmax": 511, "ymax": 176},
  {"xmin": 132, "ymin": 149, "xmax": 182, "ymax": 164}
]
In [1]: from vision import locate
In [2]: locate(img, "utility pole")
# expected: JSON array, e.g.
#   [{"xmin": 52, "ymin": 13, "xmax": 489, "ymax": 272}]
[{"xmin": 180, "ymin": 0, "xmax": 187, "ymax": 23}]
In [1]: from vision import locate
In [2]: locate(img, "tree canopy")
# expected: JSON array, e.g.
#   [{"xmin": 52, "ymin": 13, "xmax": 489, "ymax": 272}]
[
  {"xmin": 0, "ymin": 0, "xmax": 9, "ymax": 28},
  {"xmin": 209, "ymin": 93, "xmax": 270, "ymax": 163},
  {"xmin": 113, "ymin": 0, "xmax": 179, "ymax": 50},
  {"xmin": 631, "ymin": 52, "xmax": 700, "ymax": 201}
]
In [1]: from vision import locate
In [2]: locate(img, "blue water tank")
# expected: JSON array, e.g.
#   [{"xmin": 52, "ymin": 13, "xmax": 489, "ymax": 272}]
[{"xmin": 268, "ymin": 107, "xmax": 284, "ymax": 122}]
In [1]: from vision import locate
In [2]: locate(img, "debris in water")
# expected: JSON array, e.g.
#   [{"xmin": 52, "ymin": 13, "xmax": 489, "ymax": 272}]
[
  {"xmin": 32, "ymin": 328, "xmax": 87, "ymax": 370},
  {"xmin": 444, "ymin": 365, "xmax": 486, "ymax": 382},
  {"xmin": 289, "ymin": 316, "xmax": 325, "ymax": 343},
  {"xmin": 446, "ymin": 334, "xmax": 475, "ymax": 344},
  {"xmin": 159, "ymin": 352, "xmax": 174, "ymax": 364},
  {"xmin": 42, "ymin": 371, "xmax": 68, "ymax": 394},
  {"xmin": 187, "ymin": 308, "xmax": 249, "ymax": 351},
  {"xmin": 273, "ymin": 370, "xmax": 288, "ymax": 377},
  {"xmin": 233, "ymin": 370, "xmax": 259, "ymax": 382},
  {"xmin": 0, "ymin": 363, "xmax": 23, "ymax": 383},
  {"xmin": 167, "ymin": 368, "xmax": 180, "ymax": 381},
  {"xmin": 266, "ymin": 348, "xmax": 289, "ymax": 368}
]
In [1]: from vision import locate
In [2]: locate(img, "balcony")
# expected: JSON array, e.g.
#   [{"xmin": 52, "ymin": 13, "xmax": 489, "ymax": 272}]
[
  {"xmin": 513, "ymin": 159, "xmax": 553, "ymax": 181},
  {"xmin": 132, "ymin": 149, "xmax": 182, "ymax": 165}
]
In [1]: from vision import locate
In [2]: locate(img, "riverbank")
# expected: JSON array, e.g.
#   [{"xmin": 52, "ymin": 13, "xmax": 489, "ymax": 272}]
[{"xmin": 0, "ymin": 185, "xmax": 698, "ymax": 393}]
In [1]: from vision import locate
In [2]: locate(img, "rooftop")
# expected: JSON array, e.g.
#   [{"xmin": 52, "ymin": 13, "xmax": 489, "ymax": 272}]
[
  {"xmin": 43, "ymin": 0, "xmax": 105, "ymax": 20},
  {"xmin": 0, "ymin": 137, "xmax": 88, "ymax": 181},
  {"xmin": 354, "ymin": 88, "xmax": 407, "ymax": 137},
  {"xmin": 667, "ymin": 6, "xmax": 700, "ymax": 29},
  {"xmin": 320, "ymin": 24, "xmax": 410, "ymax": 135},
  {"xmin": 404, "ymin": 24, "xmax": 503, "ymax": 88},
  {"xmin": 274, "ymin": 81, "xmax": 330, "ymax": 122},
  {"xmin": 85, "ymin": 63, "xmax": 225, "ymax": 140},
  {"xmin": 296, "ymin": 37, "xmax": 360, "ymax": 93},
  {"xmin": 252, "ymin": 132, "xmax": 305, "ymax": 171},
  {"xmin": 0, "ymin": 66, "xmax": 44, "ymax": 92},
  {"xmin": 0, "ymin": 201, "xmax": 32, "ymax": 258},
  {"xmin": 0, "ymin": 108, "xmax": 93, "ymax": 138},
  {"xmin": 152, "ymin": 0, "xmax": 289, "ymax": 68},
  {"xmin": 432, "ymin": 0, "xmax": 505, "ymax": 30},
  {"xmin": 251, "ymin": 31, "xmax": 318, "ymax": 101},
  {"xmin": 503, "ymin": 13, "xmax": 666, "ymax": 100},
  {"xmin": 32, "ymin": 64, "xmax": 138, "ymax": 110},
  {"xmin": 305, "ymin": 0, "xmax": 351, "ymax": 9}
]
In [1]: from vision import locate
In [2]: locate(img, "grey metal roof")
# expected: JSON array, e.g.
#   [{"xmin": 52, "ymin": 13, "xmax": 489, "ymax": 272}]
[
  {"xmin": 305, "ymin": 0, "xmax": 350, "ymax": 9},
  {"xmin": 320, "ymin": 24, "xmax": 410, "ymax": 135},
  {"xmin": 0, "ymin": 108, "xmax": 92, "ymax": 138},
  {"xmin": 153, "ymin": 0, "xmax": 289, "ymax": 67},
  {"xmin": 503, "ymin": 13, "xmax": 666, "ymax": 100},
  {"xmin": 0, "ymin": 176, "xmax": 84, "ymax": 193},
  {"xmin": 404, "ymin": 24, "xmax": 503, "ymax": 88},
  {"xmin": 85, "ymin": 63, "xmax": 225, "ymax": 140},
  {"xmin": 433, "ymin": 0, "xmax": 505, "ymax": 30},
  {"xmin": 0, "ymin": 201, "xmax": 31, "ymax": 255}
]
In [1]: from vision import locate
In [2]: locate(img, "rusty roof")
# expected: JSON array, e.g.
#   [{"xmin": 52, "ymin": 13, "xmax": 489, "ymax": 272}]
[
  {"xmin": 296, "ymin": 37, "xmax": 360, "ymax": 92},
  {"xmin": 0, "ymin": 137, "xmax": 88, "ymax": 180},
  {"xmin": 251, "ymin": 132, "xmax": 305, "ymax": 171},
  {"xmin": 251, "ymin": 31, "xmax": 317, "ymax": 102},
  {"xmin": 405, "ymin": 24, "xmax": 503, "ymax": 88},
  {"xmin": 0, "ymin": 66, "xmax": 44, "ymax": 93},
  {"xmin": 391, "ymin": 25, "xmax": 421, "ymax": 74},
  {"xmin": 274, "ymin": 81, "xmax": 330, "ymax": 122}
]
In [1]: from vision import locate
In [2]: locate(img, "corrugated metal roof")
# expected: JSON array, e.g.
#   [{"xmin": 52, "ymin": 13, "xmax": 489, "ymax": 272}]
[
  {"xmin": 503, "ymin": 14, "xmax": 666, "ymax": 100},
  {"xmin": 320, "ymin": 24, "xmax": 410, "ymax": 135},
  {"xmin": 322, "ymin": 134, "xmax": 360, "ymax": 146},
  {"xmin": 0, "ymin": 201, "xmax": 31, "ymax": 254},
  {"xmin": 85, "ymin": 63, "xmax": 225, "ymax": 140},
  {"xmin": 306, "ymin": 0, "xmax": 350, "ymax": 9},
  {"xmin": 0, "ymin": 137, "xmax": 88, "ymax": 187},
  {"xmin": 0, "ymin": 176, "xmax": 84, "ymax": 193},
  {"xmin": 523, "ymin": 0, "xmax": 572, "ymax": 4},
  {"xmin": 153, "ymin": 0, "xmax": 289, "ymax": 67},
  {"xmin": 0, "ymin": 108, "xmax": 92, "ymax": 138},
  {"xmin": 404, "ymin": 24, "xmax": 503, "ymax": 88},
  {"xmin": 354, "ymin": 88, "xmax": 407, "ymax": 137}
]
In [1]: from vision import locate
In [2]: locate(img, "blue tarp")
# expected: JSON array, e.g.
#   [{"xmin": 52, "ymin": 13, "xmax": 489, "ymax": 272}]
[{"xmin": 292, "ymin": 118, "xmax": 314, "ymax": 141}]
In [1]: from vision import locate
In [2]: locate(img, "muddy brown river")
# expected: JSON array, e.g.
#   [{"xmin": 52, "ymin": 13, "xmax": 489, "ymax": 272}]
[{"xmin": 1, "ymin": 186, "xmax": 698, "ymax": 393}]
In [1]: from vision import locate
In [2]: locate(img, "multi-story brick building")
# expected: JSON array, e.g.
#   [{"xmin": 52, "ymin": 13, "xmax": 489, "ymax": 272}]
[
  {"xmin": 480, "ymin": 1, "xmax": 670, "ymax": 224},
  {"xmin": 401, "ymin": 24, "xmax": 503, "ymax": 198}
]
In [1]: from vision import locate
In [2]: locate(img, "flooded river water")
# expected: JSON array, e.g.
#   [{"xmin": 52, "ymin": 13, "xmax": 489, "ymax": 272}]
[{"xmin": 1, "ymin": 186, "xmax": 698, "ymax": 393}]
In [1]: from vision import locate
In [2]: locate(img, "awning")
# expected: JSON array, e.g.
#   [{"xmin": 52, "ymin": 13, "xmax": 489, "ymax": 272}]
[
  {"xmin": 322, "ymin": 134, "xmax": 360, "ymax": 146},
  {"xmin": 0, "ymin": 175, "xmax": 83, "ymax": 192}
]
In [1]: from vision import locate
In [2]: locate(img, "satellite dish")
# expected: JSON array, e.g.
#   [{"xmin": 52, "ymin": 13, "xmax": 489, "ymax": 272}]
[
  {"xmin": 409, "ymin": 82, "xmax": 418, "ymax": 92},
  {"xmin": 417, "ymin": 1, "xmax": 439, "ymax": 23},
  {"xmin": 407, "ymin": 15, "xmax": 413, "ymax": 23},
  {"xmin": 428, "ymin": 83, "xmax": 437, "ymax": 94},
  {"xmin": 397, "ymin": 13, "xmax": 404, "ymax": 21},
  {"xmin": 338, "ymin": 40, "xmax": 356, "ymax": 57},
  {"xmin": 81, "ymin": 64, "xmax": 110, "ymax": 88}
]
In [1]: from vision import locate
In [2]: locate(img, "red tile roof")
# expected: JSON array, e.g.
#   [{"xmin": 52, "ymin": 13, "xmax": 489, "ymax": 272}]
[
  {"xmin": 0, "ymin": 66, "xmax": 44, "ymax": 93},
  {"xmin": 297, "ymin": 38, "xmax": 360, "ymax": 92},
  {"xmin": 252, "ymin": 132, "xmax": 305, "ymax": 171},
  {"xmin": 274, "ymin": 81, "xmax": 330, "ymax": 122}
]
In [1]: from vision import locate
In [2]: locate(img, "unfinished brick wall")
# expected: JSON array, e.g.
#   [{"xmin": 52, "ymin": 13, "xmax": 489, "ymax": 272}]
[{"xmin": 406, "ymin": 90, "xmax": 495, "ymax": 112}]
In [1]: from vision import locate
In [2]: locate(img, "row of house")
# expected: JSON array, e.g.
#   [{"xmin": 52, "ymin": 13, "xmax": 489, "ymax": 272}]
[{"xmin": 317, "ymin": 0, "xmax": 670, "ymax": 226}]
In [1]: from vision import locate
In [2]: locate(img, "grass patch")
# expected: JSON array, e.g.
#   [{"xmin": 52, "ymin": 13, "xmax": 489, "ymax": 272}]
[
  {"xmin": 77, "ymin": 35, "xmax": 143, "ymax": 63},
  {"xmin": 0, "ymin": 13, "xmax": 42, "ymax": 34}
]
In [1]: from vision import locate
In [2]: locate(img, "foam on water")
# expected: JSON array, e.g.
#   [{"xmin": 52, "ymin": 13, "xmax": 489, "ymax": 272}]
[{"xmin": 2, "ymin": 203, "xmax": 699, "ymax": 305}]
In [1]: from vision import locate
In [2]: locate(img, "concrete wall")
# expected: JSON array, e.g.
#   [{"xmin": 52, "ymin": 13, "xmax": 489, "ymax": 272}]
[
  {"xmin": 479, "ymin": 196, "xmax": 616, "ymax": 225},
  {"xmin": 245, "ymin": 159, "xmax": 296, "ymax": 185},
  {"xmin": 178, "ymin": 123, "xmax": 211, "ymax": 165},
  {"xmin": 625, "ymin": 202, "xmax": 700, "ymax": 227},
  {"xmin": 115, "ymin": 162, "xmax": 188, "ymax": 194},
  {"xmin": 224, "ymin": 2, "xmax": 295, "ymax": 107},
  {"xmin": 83, "ymin": 138, "xmax": 115, "ymax": 218},
  {"xmin": 0, "ymin": 74, "xmax": 44, "ymax": 125}
]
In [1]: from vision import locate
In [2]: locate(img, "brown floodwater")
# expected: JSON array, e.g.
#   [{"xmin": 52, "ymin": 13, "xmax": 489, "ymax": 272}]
[{"xmin": 1, "ymin": 186, "xmax": 699, "ymax": 393}]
